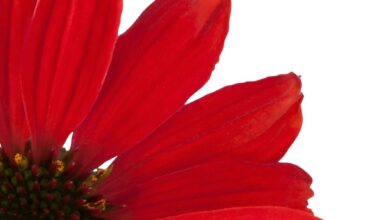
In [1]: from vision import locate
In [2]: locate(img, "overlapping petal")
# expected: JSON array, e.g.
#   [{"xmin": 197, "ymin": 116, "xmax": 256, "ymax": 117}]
[
  {"xmin": 100, "ymin": 160, "xmax": 313, "ymax": 219},
  {"xmin": 0, "ymin": 0, "xmax": 36, "ymax": 156},
  {"xmin": 71, "ymin": 0, "xmax": 231, "ymax": 175},
  {"xmin": 19, "ymin": 0, "xmax": 122, "ymax": 163},
  {"xmin": 161, "ymin": 207, "xmax": 320, "ymax": 220},
  {"xmin": 103, "ymin": 73, "xmax": 302, "ymax": 186}
]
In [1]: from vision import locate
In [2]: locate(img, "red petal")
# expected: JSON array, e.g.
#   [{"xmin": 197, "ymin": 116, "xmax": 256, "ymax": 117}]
[
  {"xmin": 19, "ymin": 0, "xmax": 122, "ymax": 163},
  {"xmin": 0, "ymin": 0, "xmax": 37, "ymax": 156},
  {"xmin": 105, "ymin": 73, "xmax": 302, "ymax": 185},
  {"xmin": 100, "ymin": 161, "xmax": 313, "ymax": 220},
  {"xmin": 71, "ymin": 0, "xmax": 231, "ymax": 174},
  {"xmin": 161, "ymin": 207, "xmax": 320, "ymax": 220}
]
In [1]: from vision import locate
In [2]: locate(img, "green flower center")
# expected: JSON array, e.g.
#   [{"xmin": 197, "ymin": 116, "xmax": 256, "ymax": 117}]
[{"xmin": 0, "ymin": 149, "xmax": 112, "ymax": 219}]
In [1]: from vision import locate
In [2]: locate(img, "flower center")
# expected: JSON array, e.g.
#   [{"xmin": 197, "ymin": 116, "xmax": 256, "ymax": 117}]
[{"xmin": 0, "ymin": 149, "xmax": 112, "ymax": 219}]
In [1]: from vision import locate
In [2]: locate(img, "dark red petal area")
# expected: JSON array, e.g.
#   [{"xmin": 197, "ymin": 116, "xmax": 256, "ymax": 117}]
[
  {"xmin": 19, "ymin": 0, "xmax": 122, "ymax": 163},
  {"xmin": 100, "ymin": 161, "xmax": 313, "ymax": 220},
  {"xmin": 0, "ymin": 0, "xmax": 36, "ymax": 156},
  {"xmin": 71, "ymin": 0, "xmax": 231, "ymax": 175},
  {"xmin": 104, "ymin": 73, "xmax": 303, "ymax": 185},
  {"xmin": 161, "ymin": 207, "xmax": 320, "ymax": 220}
]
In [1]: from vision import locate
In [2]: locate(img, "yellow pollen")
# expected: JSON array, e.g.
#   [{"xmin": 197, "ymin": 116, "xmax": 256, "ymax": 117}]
[
  {"xmin": 82, "ymin": 167, "xmax": 112, "ymax": 188},
  {"xmin": 83, "ymin": 199, "xmax": 107, "ymax": 212},
  {"xmin": 83, "ymin": 174, "xmax": 99, "ymax": 188},
  {"xmin": 14, "ymin": 153, "xmax": 28, "ymax": 168},
  {"xmin": 91, "ymin": 175, "xmax": 98, "ymax": 182},
  {"xmin": 54, "ymin": 160, "xmax": 65, "ymax": 174}
]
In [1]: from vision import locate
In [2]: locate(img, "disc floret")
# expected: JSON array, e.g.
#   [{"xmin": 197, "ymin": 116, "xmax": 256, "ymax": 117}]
[{"xmin": 0, "ymin": 149, "xmax": 112, "ymax": 219}]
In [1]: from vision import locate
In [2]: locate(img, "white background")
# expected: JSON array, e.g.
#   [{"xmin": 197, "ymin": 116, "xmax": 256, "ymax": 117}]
[{"xmin": 120, "ymin": 1, "xmax": 390, "ymax": 219}]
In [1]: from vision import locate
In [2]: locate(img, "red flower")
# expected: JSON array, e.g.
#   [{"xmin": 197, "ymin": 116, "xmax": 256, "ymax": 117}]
[{"xmin": 0, "ymin": 0, "xmax": 318, "ymax": 219}]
